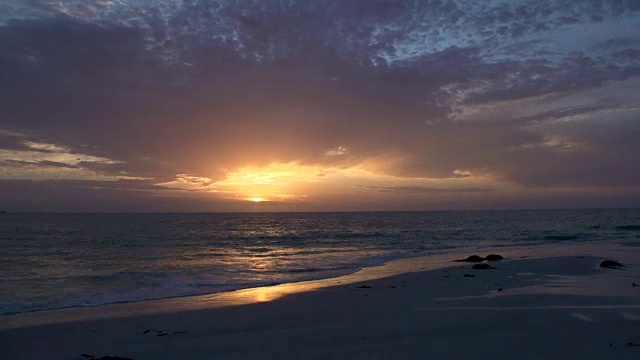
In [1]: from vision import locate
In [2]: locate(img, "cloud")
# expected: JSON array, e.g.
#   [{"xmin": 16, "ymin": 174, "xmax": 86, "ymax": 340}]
[
  {"xmin": 0, "ymin": 161, "xmax": 140, "ymax": 182},
  {"xmin": 0, "ymin": 129, "xmax": 26, "ymax": 137},
  {"xmin": 154, "ymin": 174, "xmax": 216, "ymax": 192},
  {"xmin": 452, "ymin": 170, "xmax": 472, "ymax": 178},
  {"xmin": 0, "ymin": 132, "xmax": 145, "ymax": 182},
  {"xmin": 358, "ymin": 185, "xmax": 491, "ymax": 194},
  {"xmin": 0, "ymin": 1, "xmax": 637, "ymax": 210},
  {"xmin": 0, "ymin": 140, "xmax": 119, "ymax": 167},
  {"xmin": 324, "ymin": 146, "xmax": 348, "ymax": 156},
  {"xmin": 23, "ymin": 141, "xmax": 71, "ymax": 152},
  {"xmin": 155, "ymin": 163, "xmax": 331, "ymax": 202}
]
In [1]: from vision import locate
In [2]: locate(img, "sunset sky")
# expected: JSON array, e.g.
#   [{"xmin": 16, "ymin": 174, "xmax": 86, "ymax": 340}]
[{"xmin": 0, "ymin": 0, "xmax": 638, "ymax": 212}]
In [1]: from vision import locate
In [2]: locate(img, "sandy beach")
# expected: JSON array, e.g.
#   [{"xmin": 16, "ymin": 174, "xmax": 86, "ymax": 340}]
[
  {"xmin": 3, "ymin": 1, "xmax": 639, "ymax": 358},
  {"xmin": 2, "ymin": 241, "xmax": 639, "ymax": 360}
]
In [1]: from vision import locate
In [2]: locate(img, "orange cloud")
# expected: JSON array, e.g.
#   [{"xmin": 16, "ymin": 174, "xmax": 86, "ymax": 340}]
[{"xmin": 155, "ymin": 160, "xmax": 502, "ymax": 204}]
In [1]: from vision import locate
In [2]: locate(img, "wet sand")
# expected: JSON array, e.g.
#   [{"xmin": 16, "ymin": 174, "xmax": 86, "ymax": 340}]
[{"xmin": 2, "ymin": 241, "xmax": 639, "ymax": 359}]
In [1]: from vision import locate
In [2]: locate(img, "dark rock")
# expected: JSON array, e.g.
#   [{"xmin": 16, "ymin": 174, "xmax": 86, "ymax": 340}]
[
  {"xmin": 156, "ymin": 333, "xmax": 168, "ymax": 337},
  {"xmin": 497, "ymin": 288, "xmax": 503, "ymax": 291},
  {"xmin": 140, "ymin": 329, "xmax": 150, "ymax": 334},
  {"xmin": 484, "ymin": 254, "xmax": 504, "ymax": 261},
  {"xmin": 357, "ymin": 285, "xmax": 371, "ymax": 288},
  {"xmin": 173, "ymin": 331, "xmax": 187, "ymax": 334},
  {"xmin": 472, "ymin": 263, "xmax": 495, "ymax": 270},
  {"xmin": 463, "ymin": 274, "xmax": 475, "ymax": 277},
  {"xmin": 80, "ymin": 354, "xmax": 95, "ymax": 358},
  {"xmin": 600, "ymin": 260, "xmax": 624, "ymax": 269},
  {"xmin": 627, "ymin": 342, "xmax": 640, "ymax": 347},
  {"xmin": 633, "ymin": 283, "xmax": 638, "ymax": 287},
  {"xmin": 456, "ymin": 255, "xmax": 484, "ymax": 262},
  {"xmin": 95, "ymin": 357, "xmax": 134, "ymax": 360}
]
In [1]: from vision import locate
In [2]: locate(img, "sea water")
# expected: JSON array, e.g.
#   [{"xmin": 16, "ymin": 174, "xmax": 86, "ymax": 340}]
[{"xmin": 1, "ymin": 209, "xmax": 639, "ymax": 315}]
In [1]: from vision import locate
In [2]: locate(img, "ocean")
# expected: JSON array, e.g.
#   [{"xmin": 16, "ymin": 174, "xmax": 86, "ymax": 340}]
[{"xmin": 1, "ymin": 209, "xmax": 639, "ymax": 315}]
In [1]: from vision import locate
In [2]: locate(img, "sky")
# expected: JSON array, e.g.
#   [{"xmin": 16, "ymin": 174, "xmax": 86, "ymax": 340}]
[{"xmin": 0, "ymin": 0, "xmax": 638, "ymax": 212}]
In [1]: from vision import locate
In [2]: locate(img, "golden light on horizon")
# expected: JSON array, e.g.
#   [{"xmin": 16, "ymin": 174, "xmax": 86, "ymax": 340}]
[
  {"xmin": 215, "ymin": 162, "xmax": 326, "ymax": 202},
  {"xmin": 154, "ymin": 160, "xmax": 499, "ymax": 206}
]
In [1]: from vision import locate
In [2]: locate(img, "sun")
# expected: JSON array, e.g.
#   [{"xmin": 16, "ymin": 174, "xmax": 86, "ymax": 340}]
[{"xmin": 248, "ymin": 197, "xmax": 266, "ymax": 202}]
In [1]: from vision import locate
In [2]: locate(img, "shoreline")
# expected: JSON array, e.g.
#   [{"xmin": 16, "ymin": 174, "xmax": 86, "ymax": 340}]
[
  {"xmin": 2, "ymin": 240, "xmax": 637, "ymax": 330},
  {"xmin": 4, "ymin": 210, "xmax": 638, "ymax": 324},
  {"xmin": 2, "ymin": 240, "xmax": 639, "ymax": 359}
]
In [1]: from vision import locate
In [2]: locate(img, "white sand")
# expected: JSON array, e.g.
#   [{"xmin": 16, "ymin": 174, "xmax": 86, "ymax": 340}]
[{"xmin": 1, "ymin": 241, "xmax": 639, "ymax": 359}]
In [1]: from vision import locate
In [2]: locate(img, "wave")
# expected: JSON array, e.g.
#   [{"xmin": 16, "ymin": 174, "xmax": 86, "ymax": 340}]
[
  {"xmin": 0, "ymin": 246, "xmax": 420, "ymax": 316},
  {"xmin": 543, "ymin": 234, "xmax": 582, "ymax": 241},
  {"xmin": 4, "ymin": 209, "xmax": 639, "ymax": 316},
  {"xmin": 0, "ymin": 264, "xmax": 370, "ymax": 316},
  {"xmin": 617, "ymin": 225, "xmax": 640, "ymax": 231}
]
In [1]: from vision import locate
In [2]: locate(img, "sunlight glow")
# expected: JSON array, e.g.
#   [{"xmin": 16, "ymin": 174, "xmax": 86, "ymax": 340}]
[
  {"xmin": 155, "ymin": 160, "xmax": 500, "ymax": 204},
  {"xmin": 211, "ymin": 162, "xmax": 328, "ymax": 201}
]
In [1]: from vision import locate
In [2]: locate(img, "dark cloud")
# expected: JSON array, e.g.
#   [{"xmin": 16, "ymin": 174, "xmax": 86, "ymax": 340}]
[
  {"xmin": 359, "ymin": 186, "xmax": 491, "ymax": 194},
  {"xmin": 0, "ymin": 0, "xmax": 638, "ymax": 211},
  {"xmin": 4, "ymin": 160, "xmax": 77, "ymax": 169}
]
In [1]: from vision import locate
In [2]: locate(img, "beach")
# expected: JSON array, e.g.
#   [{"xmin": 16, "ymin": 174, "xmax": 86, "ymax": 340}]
[
  {"xmin": 2, "ymin": 241, "xmax": 639, "ymax": 359},
  {"xmin": 2, "ymin": 1, "xmax": 639, "ymax": 358}
]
